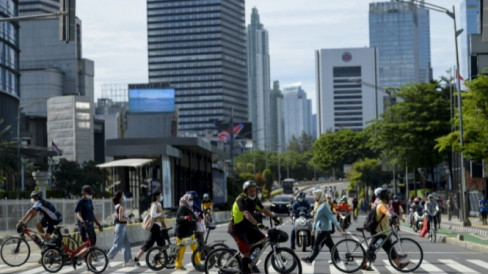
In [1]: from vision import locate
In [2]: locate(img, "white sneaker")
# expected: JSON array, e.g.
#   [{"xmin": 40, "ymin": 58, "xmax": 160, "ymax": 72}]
[{"xmin": 123, "ymin": 260, "xmax": 135, "ymax": 267}]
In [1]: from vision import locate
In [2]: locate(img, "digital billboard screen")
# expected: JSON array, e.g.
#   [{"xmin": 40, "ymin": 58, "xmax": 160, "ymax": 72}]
[{"xmin": 129, "ymin": 89, "xmax": 175, "ymax": 113}]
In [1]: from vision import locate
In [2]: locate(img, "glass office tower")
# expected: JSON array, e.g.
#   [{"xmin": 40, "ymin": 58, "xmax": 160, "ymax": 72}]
[
  {"xmin": 369, "ymin": 1, "xmax": 432, "ymax": 88},
  {"xmin": 147, "ymin": 0, "xmax": 247, "ymax": 136},
  {"xmin": 460, "ymin": 0, "xmax": 481, "ymax": 79}
]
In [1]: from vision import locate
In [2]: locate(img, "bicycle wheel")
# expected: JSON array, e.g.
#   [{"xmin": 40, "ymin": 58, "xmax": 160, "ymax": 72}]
[
  {"xmin": 192, "ymin": 243, "xmax": 228, "ymax": 272},
  {"xmin": 85, "ymin": 247, "xmax": 108, "ymax": 274},
  {"xmin": 331, "ymin": 238, "xmax": 366, "ymax": 273},
  {"xmin": 146, "ymin": 246, "xmax": 168, "ymax": 271},
  {"xmin": 0, "ymin": 237, "xmax": 30, "ymax": 267},
  {"xmin": 388, "ymin": 238, "xmax": 423, "ymax": 273},
  {"xmin": 264, "ymin": 247, "xmax": 301, "ymax": 274},
  {"xmin": 204, "ymin": 248, "xmax": 241, "ymax": 274},
  {"xmin": 41, "ymin": 247, "xmax": 64, "ymax": 273}
]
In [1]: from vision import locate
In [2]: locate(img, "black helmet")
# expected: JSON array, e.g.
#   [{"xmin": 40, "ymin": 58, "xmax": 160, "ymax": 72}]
[
  {"xmin": 30, "ymin": 190, "xmax": 42, "ymax": 200},
  {"xmin": 243, "ymin": 180, "xmax": 257, "ymax": 192},
  {"xmin": 378, "ymin": 189, "xmax": 390, "ymax": 201},
  {"xmin": 297, "ymin": 192, "xmax": 306, "ymax": 199}
]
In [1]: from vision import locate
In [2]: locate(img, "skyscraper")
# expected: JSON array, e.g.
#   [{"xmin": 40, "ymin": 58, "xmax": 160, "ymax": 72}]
[
  {"xmin": 269, "ymin": 81, "xmax": 285, "ymax": 152},
  {"xmin": 0, "ymin": 1, "xmax": 19, "ymax": 140},
  {"xmin": 19, "ymin": 0, "xmax": 59, "ymax": 15},
  {"xmin": 247, "ymin": 7, "xmax": 270, "ymax": 150},
  {"xmin": 460, "ymin": 0, "xmax": 481, "ymax": 79},
  {"xmin": 147, "ymin": 0, "xmax": 247, "ymax": 136},
  {"xmin": 282, "ymin": 84, "xmax": 312, "ymax": 146},
  {"xmin": 369, "ymin": 1, "xmax": 432, "ymax": 88},
  {"xmin": 316, "ymin": 48, "xmax": 381, "ymax": 134}
]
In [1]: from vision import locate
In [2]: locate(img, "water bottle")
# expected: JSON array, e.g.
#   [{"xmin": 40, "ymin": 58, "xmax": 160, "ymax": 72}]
[
  {"xmin": 375, "ymin": 238, "xmax": 383, "ymax": 249},
  {"xmin": 250, "ymin": 247, "xmax": 261, "ymax": 262}
]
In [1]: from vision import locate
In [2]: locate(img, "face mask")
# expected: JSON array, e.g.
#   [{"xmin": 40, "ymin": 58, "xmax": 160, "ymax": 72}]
[
  {"xmin": 123, "ymin": 196, "xmax": 127, "ymax": 202},
  {"xmin": 258, "ymin": 193, "xmax": 262, "ymax": 199},
  {"xmin": 86, "ymin": 195, "xmax": 93, "ymax": 199},
  {"xmin": 31, "ymin": 198, "xmax": 36, "ymax": 204},
  {"xmin": 160, "ymin": 196, "xmax": 164, "ymax": 202},
  {"xmin": 298, "ymin": 198, "xmax": 303, "ymax": 202},
  {"xmin": 188, "ymin": 201, "xmax": 194, "ymax": 207},
  {"xmin": 248, "ymin": 195, "xmax": 256, "ymax": 200}
]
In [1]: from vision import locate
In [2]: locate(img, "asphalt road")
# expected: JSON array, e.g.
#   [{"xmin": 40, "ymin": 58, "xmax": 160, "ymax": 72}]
[{"xmin": 2, "ymin": 182, "xmax": 486, "ymax": 273}]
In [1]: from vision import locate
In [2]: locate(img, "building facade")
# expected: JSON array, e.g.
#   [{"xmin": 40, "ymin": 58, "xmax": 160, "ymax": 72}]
[
  {"xmin": 19, "ymin": 0, "xmax": 59, "ymax": 15},
  {"xmin": 460, "ymin": 0, "xmax": 481, "ymax": 80},
  {"xmin": 147, "ymin": 0, "xmax": 247, "ymax": 136},
  {"xmin": 316, "ymin": 48, "xmax": 381, "ymax": 134},
  {"xmin": 369, "ymin": 1, "xmax": 432, "ymax": 88},
  {"xmin": 247, "ymin": 7, "xmax": 270, "ymax": 151},
  {"xmin": 0, "ymin": 0, "xmax": 20, "ymax": 140},
  {"xmin": 269, "ymin": 81, "xmax": 284, "ymax": 152},
  {"xmin": 282, "ymin": 83, "xmax": 312, "ymax": 146}
]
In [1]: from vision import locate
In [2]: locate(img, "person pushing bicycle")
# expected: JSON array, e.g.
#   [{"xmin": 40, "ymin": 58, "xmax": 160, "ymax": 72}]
[
  {"xmin": 17, "ymin": 190, "xmax": 62, "ymax": 241},
  {"xmin": 229, "ymin": 180, "xmax": 282, "ymax": 274}
]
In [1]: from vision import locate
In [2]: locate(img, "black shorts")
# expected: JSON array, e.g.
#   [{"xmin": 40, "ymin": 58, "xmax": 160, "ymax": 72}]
[
  {"xmin": 481, "ymin": 211, "xmax": 487, "ymax": 217},
  {"xmin": 40, "ymin": 217, "xmax": 61, "ymax": 234},
  {"xmin": 232, "ymin": 225, "xmax": 265, "ymax": 254}
]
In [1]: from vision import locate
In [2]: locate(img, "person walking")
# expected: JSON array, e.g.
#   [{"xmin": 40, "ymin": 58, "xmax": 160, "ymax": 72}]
[
  {"xmin": 133, "ymin": 191, "xmax": 168, "ymax": 266},
  {"xmin": 302, "ymin": 189, "xmax": 342, "ymax": 264},
  {"xmin": 75, "ymin": 185, "xmax": 104, "ymax": 245},
  {"xmin": 175, "ymin": 193, "xmax": 200, "ymax": 270},
  {"xmin": 479, "ymin": 195, "xmax": 488, "ymax": 225},
  {"xmin": 107, "ymin": 191, "xmax": 135, "ymax": 267}
]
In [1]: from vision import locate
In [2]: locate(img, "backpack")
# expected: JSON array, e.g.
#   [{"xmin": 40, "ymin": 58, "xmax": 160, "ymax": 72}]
[
  {"xmin": 363, "ymin": 204, "xmax": 385, "ymax": 233},
  {"xmin": 141, "ymin": 206, "xmax": 154, "ymax": 231}
]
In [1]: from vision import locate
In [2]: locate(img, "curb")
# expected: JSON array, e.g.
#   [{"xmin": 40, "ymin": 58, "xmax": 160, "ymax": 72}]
[
  {"xmin": 440, "ymin": 223, "xmax": 488, "ymax": 238},
  {"xmin": 444, "ymin": 236, "xmax": 488, "ymax": 255}
]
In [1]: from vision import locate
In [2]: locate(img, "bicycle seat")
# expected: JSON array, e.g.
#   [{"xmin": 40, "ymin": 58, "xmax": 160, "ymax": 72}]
[
  {"xmin": 207, "ymin": 224, "xmax": 216, "ymax": 230},
  {"xmin": 356, "ymin": 227, "xmax": 365, "ymax": 232}
]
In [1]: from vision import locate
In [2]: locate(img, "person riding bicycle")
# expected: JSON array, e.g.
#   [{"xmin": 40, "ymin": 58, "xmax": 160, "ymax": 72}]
[
  {"xmin": 17, "ymin": 190, "xmax": 62, "ymax": 241},
  {"xmin": 424, "ymin": 194, "xmax": 439, "ymax": 237},
  {"xmin": 229, "ymin": 180, "xmax": 282, "ymax": 274},
  {"xmin": 289, "ymin": 192, "xmax": 311, "ymax": 250},
  {"xmin": 202, "ymin": 193, "xmax": 213, "ymax": 219},
  {"xmin": 363, "ymin": 189, "xmax": 407, "ymax": 271},
  {"xmin": 390, "ymin": 195, "xmax": 403, "ymax": 216},
  {"xmin": 336, "ymin": 196, "xmax": 352, "ymax": 225}
]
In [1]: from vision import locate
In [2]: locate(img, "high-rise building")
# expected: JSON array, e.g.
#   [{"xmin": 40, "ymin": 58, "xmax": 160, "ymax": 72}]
[
  {"xmin": 247, "ymin": 7, "xmax": 270, "ymax": 150},
  {"xmin": 269, "ymin": 81, "xmax": 285, "ymax": 152},
  {"xmin": 19, "ymin": 0, "xmax": 59, "ymax": 15},
  {"xmin": 0, "ymin": 1, "xmax": 20, "ymax": 140},
  {"xmin": 282, "ymin": 83, "xmax": 313, "ymax": 146},
  {"xmin": 460, "ymin": 0, "xmax": 481, "ymax": 79},
  {"xmin": 147, "ymin": 0, "xmax": 247, "ymax": 136},
  {"xmin": 369, "ymin": 1, "xmax": 432, "ymax": 88},
  {"xmin": 316, "ymin": 48, "xmax": 381, "ymax": 134}
]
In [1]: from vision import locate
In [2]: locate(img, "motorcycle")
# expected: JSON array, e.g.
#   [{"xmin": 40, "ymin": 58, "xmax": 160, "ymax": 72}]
[
  {"xmin": 294, "ymin": 211, "xmax": 313, "ymax": 252},
  {"xmin": 411, "ymin": 209, "xmax": 425, "ymax": 232},
  {"xmin": 338, "ymin": 210, "xmax": 350, "ymax": 230}
]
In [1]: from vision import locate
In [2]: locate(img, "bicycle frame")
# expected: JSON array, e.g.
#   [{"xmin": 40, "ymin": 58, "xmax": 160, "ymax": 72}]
[
  {"xmin": 61, "ymin": 239, "xmax": 92, "ymax": 261},
  {"xmin": 351, "ymin": 224, "xmax": 402, "ymax": 259}
]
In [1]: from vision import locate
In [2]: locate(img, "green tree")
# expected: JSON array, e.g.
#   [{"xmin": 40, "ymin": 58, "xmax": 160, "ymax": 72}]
[
  {"xmin": 312, "ymin": 129, "xmax": 376, "ymax": 177},
  {"xmin": 53, "ymin": 159, "xmax": 82, "ymax": 194},
  {"xmin": 299, "ymin": 131, "xmax": 314, "ymax": 153},
  {"xmin": 0, "ymin": 119, "xmax": 17, "ymax": 189},
  {"xmin": 436, "ymin": 75, "xmax": 488, "ymax": 161},
  {"xmin": 288, "ymin": 135, "xmax": 300, "ymax": 152},
  {"xmin": 347, "ymin": 158, "xmax": 391, "ymax": 200},
  {"xmin": 262, "ymin": 168, "xmax": 273, "ymax": 194}
]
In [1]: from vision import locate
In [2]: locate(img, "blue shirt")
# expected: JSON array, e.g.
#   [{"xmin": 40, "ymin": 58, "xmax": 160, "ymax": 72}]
[
  {"xmin": 290, "ymin": 200, "xmax": 311, "ymax": 216},
  {"xmin": 75, "ymin": 199, "xmax": 95, "ymax": 223},
  {"xmin": 480, "ymin": 199, "xmax": 488, "ymax": 212}
]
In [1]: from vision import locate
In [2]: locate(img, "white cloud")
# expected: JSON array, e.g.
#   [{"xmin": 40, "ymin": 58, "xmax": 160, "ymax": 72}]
[{"xmin": 77, "ymin": 0, "xmax": 463, "ymax": 112}]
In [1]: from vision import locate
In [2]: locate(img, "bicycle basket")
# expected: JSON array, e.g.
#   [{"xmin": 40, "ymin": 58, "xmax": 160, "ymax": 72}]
[{"xmin": 268, "ymin": 228, "xmax": 288, "ymax": 243}]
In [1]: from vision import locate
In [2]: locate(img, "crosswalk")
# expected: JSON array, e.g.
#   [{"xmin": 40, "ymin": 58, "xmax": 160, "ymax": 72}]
[{"xmin": 1, "ymin": 255, "xmax": 487, "ymax": 273}]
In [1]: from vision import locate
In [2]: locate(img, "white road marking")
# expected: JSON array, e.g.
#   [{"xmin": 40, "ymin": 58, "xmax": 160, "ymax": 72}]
[
  {"xmin": 439, "ymin": 259, "xmax": 480, "ymax": 273},
  {"xmin": 467, "ymin": 259, "xmax": 488, "ymax": 270},
  {"xmin": 420, "ymin": 260, "xmax": 445, "ymax": 273},
  {"xmin": 382, "ymin": 260, "xmax": 400, "ymax": 273}
]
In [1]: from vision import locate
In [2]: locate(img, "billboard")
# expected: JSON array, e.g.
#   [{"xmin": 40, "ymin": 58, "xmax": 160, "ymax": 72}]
[
  {"xmin": 129, "ymin": 88, "xmax": 175, "ymax": 113},
  {"xmin": 216, "ymin": 122, "xmax": 252, "ymax": 142}
]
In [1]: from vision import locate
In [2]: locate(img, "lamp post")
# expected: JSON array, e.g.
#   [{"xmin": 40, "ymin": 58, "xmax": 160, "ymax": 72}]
[{"xmin": 395, "ymin": 0, "xmax": 469, "ymax": 226}]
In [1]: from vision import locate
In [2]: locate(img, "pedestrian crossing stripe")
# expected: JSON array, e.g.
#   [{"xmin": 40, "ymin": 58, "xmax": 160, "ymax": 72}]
[
  {"xmin": 439, "ymin": 259, "xmax": 480, "ymax": 273},
  {"xmin": 468, "ymin": 259, "xmax": 488, "ymax": 270},
  {"xmin": 419, "ymin": 260, "xmax": 444, "ymax": 273}
]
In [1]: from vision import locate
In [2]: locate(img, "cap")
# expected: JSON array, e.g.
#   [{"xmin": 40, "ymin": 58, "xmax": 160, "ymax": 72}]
[
  {"xmin": 374, "ymin": 187, "xmax": 383, "ymax": 196},
  {"xmin": 82, "ymin": 185, "xmax": 94, "ymax": 195}
]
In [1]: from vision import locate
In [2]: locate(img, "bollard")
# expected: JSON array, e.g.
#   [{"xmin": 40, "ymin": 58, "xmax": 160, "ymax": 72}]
[{"xmin": 457, "ymin": 234, "xmax": 464, "ymax": 241}]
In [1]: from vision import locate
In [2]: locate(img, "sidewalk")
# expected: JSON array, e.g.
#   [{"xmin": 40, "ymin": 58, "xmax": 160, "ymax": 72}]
[{"xmin": 440, "ymin": 214, "xmax": 488, "ymax": 238}]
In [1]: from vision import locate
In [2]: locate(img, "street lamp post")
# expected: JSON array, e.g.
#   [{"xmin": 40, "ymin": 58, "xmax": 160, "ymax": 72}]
[{"xmin": 396, "ymin": 0, "xmax": 469, "ymax": 226}]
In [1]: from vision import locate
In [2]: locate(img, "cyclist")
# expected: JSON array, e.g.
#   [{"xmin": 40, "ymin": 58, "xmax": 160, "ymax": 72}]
[
  {"xmin": 363, "ymin": 189, "xmax": 407, "ymax": 271},
  {"xmin": 289, "ymin": 192, "xmax": 311, "ymax": 250},
  {"xmin": 390, "ymin": 195, "xmax": 404, "ymax": 217},
  {"xmin": 229, "ymin": 180, "xmax": 282, "ymax": 274},
  {"xmin": 202, "ymin": 193, "xmax": 213, "ymax": 221},
  {"xmin": 336, "ymin": 196, "xmax": 352, "ymax": 226},
  {"xmin": 352, "ymin": 197, "xmax": 359, "ymax": 219},
  {"xmin": 175, "ymin": 193, "xmax": 200, "ymax": 271},
  {"xmin": 17, "ymin": 190, "xmax": 62, "ymax": 240},
  {"xmin": 424, "ymin": 194, "xmax": 439, "ymax": 237}
]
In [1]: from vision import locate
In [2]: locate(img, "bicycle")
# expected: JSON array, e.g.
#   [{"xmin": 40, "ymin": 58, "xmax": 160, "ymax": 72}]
[
  {"xmin": 0, "ymin": 223, "xmax": 78, "ymax": 267},
  {"xmin": 204, "ymin": 208, "xmax": 213, "ymax": 224},
  {"xmin": 427, "ymin": 213, "xmax": 437, "ymax": 243},
  {"xmin": 331, "ymin": 217, "xmax": 423, "ymax": 273},
  {"xmin": 204, "ymin": 218, "xmax": 302, "ymax": 274},
  {"xmin": 40, "ymin": 222, "xmax": 108, "ymax": 273},
  {"xmin": 145, "ymin": 226, "xmax": 199, "ymax": 270},
  {"xmin": 191, "ymin": 223, "xmax": 229, "ymax": 271}
]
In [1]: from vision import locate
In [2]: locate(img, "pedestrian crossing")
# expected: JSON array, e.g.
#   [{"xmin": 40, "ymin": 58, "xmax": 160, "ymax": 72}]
[{"xmin": 2, "ymin": 256, "xmax": 486, "ymax": 273}]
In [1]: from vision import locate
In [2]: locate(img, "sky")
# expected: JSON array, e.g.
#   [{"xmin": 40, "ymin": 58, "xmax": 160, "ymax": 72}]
[{"xmin": 77, "ymin": 0, "xmax": 465, "ymax": 114}]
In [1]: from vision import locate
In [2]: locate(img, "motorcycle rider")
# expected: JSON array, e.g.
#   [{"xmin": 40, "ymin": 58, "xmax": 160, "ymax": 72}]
[
  {"xmin": 409, "ymin": 197, "xmax": 423, "ymax": 226},
  {"xmin": 336, "ymin": 196, "xmax": 352, "ymax": 226},
  {"xmin": 290, "ymin": 192, "xmax": 311, "ymax": 250},
  {"xmin": 229, "ymin": 180, "xmax": 282, "ymax": 274},
  {"xmin": 425, "ymin": 194, "xmax": 440, "ymax": 237}
]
